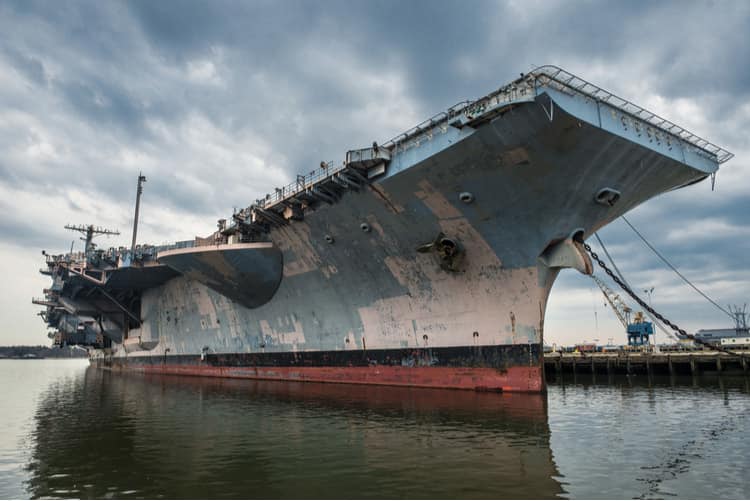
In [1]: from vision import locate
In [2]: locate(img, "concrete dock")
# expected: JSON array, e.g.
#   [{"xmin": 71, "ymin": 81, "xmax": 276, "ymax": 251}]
[{"xmin": 544, "ymin": 351, "xmax": 750, "ymax": 376}]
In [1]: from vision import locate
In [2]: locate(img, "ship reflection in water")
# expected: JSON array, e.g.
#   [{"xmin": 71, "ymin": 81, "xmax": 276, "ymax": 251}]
[{"xmin": 26, "ymin": 367, "xmax": 563, "ymax": 499}]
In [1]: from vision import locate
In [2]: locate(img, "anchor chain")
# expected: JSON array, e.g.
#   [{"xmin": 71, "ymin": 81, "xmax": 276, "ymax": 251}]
[{"xmin": 583, "ymin": 242, "xmax": 736, "ymax": 356}]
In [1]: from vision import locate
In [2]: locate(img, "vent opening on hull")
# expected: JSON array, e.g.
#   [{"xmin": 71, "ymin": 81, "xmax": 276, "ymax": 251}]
[
  {"xmin": 594, "ymin": 187, "xmax": 621, "ymax": 207},
  {"xmin": 459, "ymin": 192, "xmax": 475, "ymax": 204}
]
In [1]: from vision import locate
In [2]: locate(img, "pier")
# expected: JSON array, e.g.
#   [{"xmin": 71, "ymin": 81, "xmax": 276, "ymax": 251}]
[{"xmin": 544, "ymin": 351, "xmax": 750, "ymax": 376}]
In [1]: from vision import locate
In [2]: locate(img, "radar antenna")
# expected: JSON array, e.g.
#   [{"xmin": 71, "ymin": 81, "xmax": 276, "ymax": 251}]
[{"xmin": 64, "ymin": 224, "xmax": 120, "ymax": 254}]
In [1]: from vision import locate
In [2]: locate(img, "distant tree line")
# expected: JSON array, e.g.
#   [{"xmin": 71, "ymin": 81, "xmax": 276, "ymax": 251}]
[{"xmin": 0, "ymin": 345, "xmax": 88, "ymax": 359}]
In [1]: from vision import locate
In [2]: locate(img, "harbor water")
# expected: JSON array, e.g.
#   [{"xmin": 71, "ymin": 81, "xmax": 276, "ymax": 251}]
[{"xmin": 1, "ymin": 359, "xmax": 748, "ymax": 499}]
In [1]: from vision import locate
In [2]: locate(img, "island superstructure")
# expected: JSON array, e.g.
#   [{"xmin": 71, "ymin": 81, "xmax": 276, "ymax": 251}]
[{"xmin": 33, "ymin": 66, "xmax": 732, "ymax": 392}]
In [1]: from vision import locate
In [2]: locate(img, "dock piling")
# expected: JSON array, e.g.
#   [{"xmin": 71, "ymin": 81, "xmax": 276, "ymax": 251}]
[{"xmin": 544, "ymin": 351, "xmax": 749, "ymax": 377}]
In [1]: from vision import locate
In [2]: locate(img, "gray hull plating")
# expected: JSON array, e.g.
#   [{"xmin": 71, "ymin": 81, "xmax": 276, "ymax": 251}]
[
  {"xmin": 120, "ymin": 94, "xmax": 711, "ymax": 362},
  {"xmin": 158, "ymin": 243, "xmax": 283, "ymax": 309}
]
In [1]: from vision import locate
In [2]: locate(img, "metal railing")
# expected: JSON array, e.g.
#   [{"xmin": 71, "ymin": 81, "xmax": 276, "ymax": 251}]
[
  {"xmin": 380, "ymin": 101, "xmax": 470, "ymax": 152},
  {"xmin": 46, "ymin": 244, "xmax": 183, "ymax": 269},
  {"xmin": 252, "ymin": 160, "xmax": 342, "ymax": 210},
  {"xmin": 380, "ymin": 83, "xmax": 539, "ymax": 154},
  {"xmin": 379, "ymin": 65, "xmax": 733, "ymax": 164},
  {"xmin": 528, "ymin": 65, "xmax": 734, "ymax": 163},
  {"xmin": 153, "ymin": 240, "xmax": 197, "ymax": 253},
  {"xmin": 245, "ymin": 91, "xmax": 528, "ymax": 215},
  {"xmin": 231, "ymin": 65, "xmax": 732, "ymax": 227},
  {"xmin": 45, "ymin": 251, "xmax": 87, "ymax": 266}
]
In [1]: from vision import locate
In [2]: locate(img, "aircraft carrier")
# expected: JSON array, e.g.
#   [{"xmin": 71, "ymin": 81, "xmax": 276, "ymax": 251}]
[{"xmin": 33, "ymin": 66, "xmax": 732, "ymax": 392}]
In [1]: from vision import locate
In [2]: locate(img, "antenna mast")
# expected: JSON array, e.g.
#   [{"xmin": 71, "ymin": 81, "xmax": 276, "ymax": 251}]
[
  {"xmin": 131, "ymin": 172, "xmax": 147, "ymax": 254},
  {"xmin": 64, "ymin": 224, "xmax": 120, "ymax": 253}
]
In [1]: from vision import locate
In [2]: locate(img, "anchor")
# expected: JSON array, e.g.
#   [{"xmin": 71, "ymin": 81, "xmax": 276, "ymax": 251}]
[{"xmin": 417, "ymin": 232, "xmax": 465, "ymax": 272}]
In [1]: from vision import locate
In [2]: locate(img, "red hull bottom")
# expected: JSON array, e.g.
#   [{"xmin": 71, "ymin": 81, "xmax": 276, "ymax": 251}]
[{"xmin": 102, "ymin": 363, "xmax": 545, "ymax": 392}]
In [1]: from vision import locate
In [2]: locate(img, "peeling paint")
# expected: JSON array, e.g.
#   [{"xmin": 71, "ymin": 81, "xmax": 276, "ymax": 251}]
[
  {"xmin": 275, "ymin": 224, "xmax": 323, "ymax": 277},
  {"xmin": 369, "ymin": 183, "xmax": 405, "ymax": 213},
  {"xmin": 416, "ymin": 179, "xmax": 463, "ymax": 219},
  {"xmin": 260, "ymin": 318, "xmax": 306, "ymax": 349},
  {"xmin": 99, "ymin": 91, "xmax": 713, "ymax": 394}
]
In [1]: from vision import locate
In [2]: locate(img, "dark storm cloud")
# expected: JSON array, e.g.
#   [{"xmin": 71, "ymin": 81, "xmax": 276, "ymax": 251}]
[
  {"xmin": 125, "ymin": 0, "xmax": 500, "ymax": 116},
  {"xmin": 596, "ymin": 211, "xmax": 750, "ymax": 280},
  {"xmin": 2, "ymin": 46, "xmax": 48, "ymax": 87},
  {"xmin": 126, "ymin": 0, "xmax": 302, "ymax": 58},
  {"xmin": 329, "ymin": 0, "xmax": 499, "ymax": 105},
  {"xmin": 0, "ymin": 0, "xmax": 747, "ymax": 212},
  {"xmin": 57, "ymin": 78, "xmax": 147, "ymax": 138},
  {"xmin": 0, "ymin": 204, "xmax": 69, "ymax": 250}
]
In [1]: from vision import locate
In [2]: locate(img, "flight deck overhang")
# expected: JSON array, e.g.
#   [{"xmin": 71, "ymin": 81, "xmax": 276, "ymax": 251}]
[
  {"xmin": 527, "ymin": 66, "xmax": 731, "ymax": 169},
  {"xmin": 157, "ymin": 242, "xmax": 283, "ymax": 309},
  {"xmin": 536, "ymin": 87, "xmax": 719, "ymax": 175},
  {"xmin": 103, "ymin": 263, "xmax": 180, "ymax": 290}
]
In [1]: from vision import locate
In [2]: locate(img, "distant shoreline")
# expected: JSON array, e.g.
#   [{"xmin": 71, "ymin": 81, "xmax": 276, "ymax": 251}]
[
  {"xmin": 0, "ymin": 356, "xmax": 88, "ymax": 360},
  {"xmin": 0, "ymin": 345, "xmax": 87, "ymax": 359}
]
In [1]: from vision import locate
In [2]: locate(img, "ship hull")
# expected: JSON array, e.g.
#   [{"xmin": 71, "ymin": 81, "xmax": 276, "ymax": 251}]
[
  {"xmin": 104, "ymin": 96, "xmax": 708, "ymax": 392},
  {"xmin": 66, "ymin": 72, "xmax": 723, "ymax": 394},
  {"xmin": 94, "ymin": 344, "xmax": 543, "ymax": 392}
]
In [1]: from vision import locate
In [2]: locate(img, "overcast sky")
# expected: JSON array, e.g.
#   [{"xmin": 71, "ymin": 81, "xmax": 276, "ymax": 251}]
[{"xmin": 1, "ymin": 0, "xmax": 747, "ymax": 347}]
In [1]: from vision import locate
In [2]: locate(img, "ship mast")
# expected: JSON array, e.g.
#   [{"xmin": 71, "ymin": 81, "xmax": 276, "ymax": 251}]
[
  {"xmin": 131, "ymin": 172, "xmax": 146, "ymax": 254},
  {"xmin": 64, "ymin": 224, "xmax": 120, "ymax": 254}
]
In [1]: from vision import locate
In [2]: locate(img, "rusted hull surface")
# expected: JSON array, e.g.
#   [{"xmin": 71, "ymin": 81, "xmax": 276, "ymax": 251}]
[
  {"xmin": 103, "ymin": 364, "xmax": 543, "ymax": 392},
  {"xmin": 95, "ymin": 363, "xmax": 543, "ymax": 393},
  {"xmin": 97, "ymin": 344, "xmax": 543, "ymax": 392}
]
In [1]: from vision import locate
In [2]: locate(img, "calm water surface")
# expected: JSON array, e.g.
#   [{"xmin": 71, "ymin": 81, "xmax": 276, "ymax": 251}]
[{"xmin": 0, "ymin": 359, "xmax": 748, "ymax": 499}]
